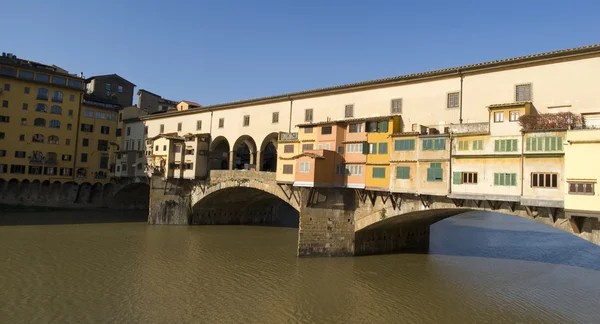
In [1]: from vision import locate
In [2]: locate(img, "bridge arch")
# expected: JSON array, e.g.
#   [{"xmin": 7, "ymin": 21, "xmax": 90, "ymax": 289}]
[
  {"xmin": 232, "ymin": 135, "xmax": 257, "ymax": 169},
  {"xmin": 111, "ymin": 182, "xmax": 150, "ymax": 209},
  {"xmin": 259, "ymin": 132, "xmax": 278, "ymax": 172},
  {"xmin": 209, "ymin": 136, "xmax": 230, "ymax": 170}
]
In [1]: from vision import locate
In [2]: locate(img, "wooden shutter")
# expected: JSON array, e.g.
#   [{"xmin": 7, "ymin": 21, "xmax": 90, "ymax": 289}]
[
  {"xmin": 511, "ymin": 173, "xmax": 517, "ymax": 186},
  {"xmin": 453, "ymin": 172, "xmax": 462, "ymax": 185},
  {"xmin": 362, "ymin": 142, "xmax": 369, "ymax": 154},
  {"xmin": 557, "ymin": 137, "xmax": 563, "ymax": 151}
]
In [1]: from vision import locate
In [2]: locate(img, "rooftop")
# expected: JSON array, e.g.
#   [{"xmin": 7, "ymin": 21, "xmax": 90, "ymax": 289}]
[{"xmin": 0, "ymin": 52, "xmax": 83, "ymax": 79}]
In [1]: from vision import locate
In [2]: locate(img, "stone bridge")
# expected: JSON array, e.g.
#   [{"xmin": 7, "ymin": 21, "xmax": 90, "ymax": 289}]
[
  {"xmin": 148, "ymin": 170, "xmax": 600, "ymax": 256},
  {"xmin": 0, "ymin": 177, "xmax": 150, "ymax": 210}
]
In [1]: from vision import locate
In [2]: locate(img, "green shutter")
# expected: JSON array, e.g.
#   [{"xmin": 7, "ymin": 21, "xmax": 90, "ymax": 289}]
[
  {"xmin": 512, "ymin": 139, "xmax": 517, "ymax": 152},
  {"xmin": 557, "ymin": 136, "xmax": 563, "ymax": 151},
  {"xmin": 511, "ymin": 173, "xmax": 517, "ymax": 186},
  {"xmin": 422, "ymin": 139, "xmax": 430, "ymax": 150},
  {"xmin": 372, "ymin": 167, "xmax": 386, "ymax": 179},
  {"xmin": 453, "ymin": 172, "xmax": 462, "ymax": 185},
  {"xmin": 409, "ymin": 139, "xmax": 415, "ymax": 150},
  {"xmin": 544, "ymin": 136, "xmax": 550, "ymax": 151},
  {"xmin": 494, "ymin": 140, "xmax": 499, "ymax": 152},
  {"xmin": 436, "ymin": 168, "xmax": 443, "ymax": 181},
  {"xmin": 426, "ymin": 168, "xmax": 433, "ymax": 181},
  {"xmin": 394, "ymin": 140, "xmax": 401, "ymax": 151},
  {"xmin": 379, "ymin": 142, "xmax": 388, "ymax": 154},
  {"xmin": 526, "ymin": 137, "xmax": 531, "ymax": 151},
  {"xmin": 434, "ymin": 138, "xmax": 446, "ymax": 150},
  {"xmin": 362, "ymin": 142, "xmax": 369, "ymax": 154},
  {"xmin": 537, "ymin": 138, "xmax": 543, "ymax": 151},
  {"xmin": 378, "ymin": 120, "xmax": 389, "ymax": 133},
  {"xmin": 396, "ymin": 166, "xmax": 410, "ymax": 179},
  {"xmin": 430, "ymin": 162, "xmax": 441, "ymax": 168},
  {"xmin": 494, "ymin": 173, "xmax": 499, "ymax": 185}
]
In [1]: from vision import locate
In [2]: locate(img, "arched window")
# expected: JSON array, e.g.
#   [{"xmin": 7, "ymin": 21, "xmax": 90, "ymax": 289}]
[
  {"xmin": 34, "ymin": 118, "xmax": 46, "ymax": 126},
  {"xmin": 37, "ymin": 88, "xmax": 48, "ymax": 100},
  {"xmin": 49, "ymin": 120, "xmax": 60, "ymax": 128},
  {"xmin": 50, "ymin": 105, "xmax": 62, "ymax": 114},
  {"xmin": 46, "ymin": 152, "xmax": 58, "ymax": 162},
  {"xmin": 35, "ymin": 103, "xmax": 47, "ymax": 112},
  {"xmin": 30, "ymin": 150, "xmax": 43, "ymax": 162},
  {"xmin": 32, "ymin": 134, "xmax": 45, "ymax": 143},
  {"xmin": 52, "ymin": 90, "xmax": 63, "ymax": 103},
  {"xmin": 48, "ymin": 135, "xmax": 59, "ymax": 144}
]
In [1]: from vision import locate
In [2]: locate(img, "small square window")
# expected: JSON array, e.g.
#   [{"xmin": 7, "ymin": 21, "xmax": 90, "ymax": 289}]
[
  {"xmin": 516, "ymin": 84, "xmax": 532, "ymax": 101},
  {"xmin": 243, "ymin": 115, "xmax": 250, "ymax": 127},
  {"xmin": 218, "ymin": 118, "xmax": 224, "ymax": 128},
  {"xmin": 2, "ymin": 100, "xmax": 8, "ymax": 108},
  {"xmin": 69, "ymin": 94, "xmax": 75, "ymax": 102},
  {"xmin": 272, "ymin": 112, "xmax": 279, "ymax": 123},
  {"xmin": 494, "ymin": 111, "xmax": 504, "ymax": 123},
  {"xmin": 117, "ymin": 85, "xmax": 123, "ymax": 93},
  {"xmin": 24, "ymin": 87, "xmax": 30, "ymax": 94},
  {"xmin": 22, "ymin": 103, "xmax": 28, "ymax": 110},
  {"xmin": 447, "ymin": 92, "xmax": 459, "ymax": 108},
  {"xmin": 345, "ymin": 104, "xmax": 354, "ymax": 118},
  {"xmin": 3, "ymin": 84, "xmax": 9, "ymax": 91},
  {"xmin": 304, "ymin": 109, "xmax": 313, "ymax": 122},
  {"xmin": 391, "ymin": 99, "xmax": 402, "ymax": 114},
  {"xmin": 509, "ymin": 111, "xmax": 520, "ymax": 122}
]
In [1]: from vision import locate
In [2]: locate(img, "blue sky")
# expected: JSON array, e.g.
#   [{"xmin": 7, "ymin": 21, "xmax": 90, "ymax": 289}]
[{"xmin": 2, "ymin": 0, "xmax": 599, "ymax": 105}]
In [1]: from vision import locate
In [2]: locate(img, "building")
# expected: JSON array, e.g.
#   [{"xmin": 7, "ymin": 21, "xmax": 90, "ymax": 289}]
[
  {"xmin": 0, "ymin": 52, "xmax": 85, "ymax": 182},
  {"xmin": 85, "ymin": 74, "xmax": 135, "ymax": 107},
  {"xmin": 137, "ymin": 89, "xmax": 178, "ymax": 114},
  {"xmin": 114, "ymin": 106, "xmax": 148, "ymax": 179}
]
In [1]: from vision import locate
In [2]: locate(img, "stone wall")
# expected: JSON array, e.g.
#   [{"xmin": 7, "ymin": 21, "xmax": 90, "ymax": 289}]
[{"xmin": 148, "ymin": 177, "xmax": 192, "ymax": 225}]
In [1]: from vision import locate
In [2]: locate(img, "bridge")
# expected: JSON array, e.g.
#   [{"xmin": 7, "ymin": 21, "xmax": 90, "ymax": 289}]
[{"xmin": 148, "ymin": 170, "xmax": 597, "ymax": 257}]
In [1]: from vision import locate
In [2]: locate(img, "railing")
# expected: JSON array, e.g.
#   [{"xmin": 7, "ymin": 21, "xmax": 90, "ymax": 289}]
[
  {"xmin": 279, "ymin": 132, "xmax": 298, "ymax": 141},
  {"xmin": 36, "ymin": 95, "xmax": 48, "ymax": 101}
]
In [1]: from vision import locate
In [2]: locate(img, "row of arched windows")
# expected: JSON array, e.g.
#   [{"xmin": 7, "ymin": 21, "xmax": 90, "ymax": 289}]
[
  {"xmin": 37, "ymin": 88, "xmax": 63, "ymax": 103},
  {"xmin": 30, "ymin": 134, "xmax": 60, "ymax": 144},
  {"xmin": 30, "ymin": 151, "xmax": 58, "ymax": 162},
  {"xmin": 33, "ymin": 118, "xmax": 61, "ymax": 128},
  {"xmin": 35, "ymin": 104, "xmax": 62, "ymax": 114}
]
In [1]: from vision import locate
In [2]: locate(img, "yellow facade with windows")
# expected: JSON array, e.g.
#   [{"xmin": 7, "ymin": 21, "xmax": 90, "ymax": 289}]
[
  {"xmin": 365, "ymin": 116, "xmax": 400, "ymax": 191},
  {"xmin": 0, "ymin": 58, "xmax": 84, "ymax": 182},
  {"xmin": 564, "ymin": 129, "xmax": 600, "ymax": 216}
]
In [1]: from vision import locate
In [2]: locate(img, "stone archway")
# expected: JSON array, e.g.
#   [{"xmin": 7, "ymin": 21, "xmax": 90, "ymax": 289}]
[
  {"xmin": 232, "ymin": 135, "xmax": 258, "ymax": 170},
  {"xmin": 209, "ymin": 136, "xmax": 230, "ymax": 170},
  {"xmin": 76, "ymin": 182, "xmax": 92, "ymax": 204},
  {"xmin": 50, "ymin": 181, "xmax": 61, "ymax": 201},
  {"xmin": 6, "ymin": 179, "xmax": 19, "ymax": 199},
  {"xmin": 259, "ymin": 132, "xmax": 278, "ymax": 172},
  {"xmin": 18, "ymin": 179, "xmax": 31, "ymax": 198}
]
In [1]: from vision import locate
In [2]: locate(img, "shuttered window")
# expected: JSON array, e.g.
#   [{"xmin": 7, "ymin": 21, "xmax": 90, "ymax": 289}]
[
  {"xmin": 284, "ymin": 145, "xmax": 294, "ymax": 153},
  {"xmin": 282, "ymin": 164, "xmax": 293, "ymax": 174},
  {"xmin": 426, "ymin": 163, "xmax": 443, "ymax": 182},
  {"xmin": 396, "ymin": 166, "xmax": 410, "ymax": 179},
  {"xmin": 531, "ymin": 172, "xmax": 558, "ymax": 188},
  {"xmin": 494, "ymin": 139, "xmax": 518, "ymax": 152},
  {"xmin": 372, "ymin": 167, "xmax": 386, "ymax": 179},
  {"xmin": 493, "ymin": 173, "xmax": 517, "ymax": 186},
  {"xmin": 458, "ymin": 140, "xmax": 469, "ymax": 151},
  {"xmin": 394, "ymin": 139, "xmax": 415, "ymax": 151},
  {"xmin": 378, "ymin": 143, "xmax": 388, "ymax": 154},
  {"xmin": 302, "ymin": 144, "xmax": 313, "ymax": 151},
  {"xmin": 422, "ymin": 138, "xmax": 446, "ymax": 151},
  {"xmin": 525, "ymin": 136, "xmax": 563, "ymax": 152},
  {"xmin": 472, "ymin": 140, "xmax": 484, "ymax": 150}
]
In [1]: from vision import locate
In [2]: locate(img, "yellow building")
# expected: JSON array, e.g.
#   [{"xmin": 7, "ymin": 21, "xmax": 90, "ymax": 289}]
[
  {"xmin": 365, "ymin": 115, "xmax": 401, "ymax": 191},
  {"xmin": 390, "ymin": 132, "xmax": 419, "ymax": 194},
  {"xmin": 564, "ymin": 128, "xmax": 600, "ymax": 219},
  {"xmin": 74, "ymin": 96, "xmax": 120, "ymax": 183},
  {"xmin": 0, "ymin": 53, "xmax": 84, "ymax": 182},
  {"xmin": 276, "ymin": 132, "xmax": 300, "ymax": 184}
]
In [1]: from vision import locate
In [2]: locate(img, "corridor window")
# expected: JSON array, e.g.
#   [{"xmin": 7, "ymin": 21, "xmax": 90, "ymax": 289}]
[
  {"xmin": 346, "ymin": 143, "xmax": 362, "ymax": 153},
  {"xmin": 525, "ymin": 136, "xmax": 562, "ymax": 152},
  {"xmin": 447, "ymin": 92, "xmax": 459, "ymax": 108},
  {"xmin": 426, "ymin": 163, "xmax": 443, "ymax": 182},
  {"xmin": 509, "ymin": 111, "xmax": 520, "ymax": 122},
  {"xmin": 345, "ymin": 104, "xmax": 354, "ymax": 118},
  {"xmin": 472, "ymin": 140, "xmax": 484, "ymax": 150},
  {"xmin": 515, "ymin": 84, "xmax": 532, "ymax": 101},
  {"xmin": 272, "ymin": 112, "xmax": 279, "ymax": 123},
  {"xmin": 299, "ymin": 162, "xmax": 310, "ymax": 173},
  {"xmin": 457, "ymin": 140, "xmax": 469, "ymax": 151},
  {"xmin": 243, "ymin": 115, "xmax": 250, "ymax": 127},
  {"xmin": 80, "ymin": 124, "xmax": 93, "ymax": 132},
  {"xmin": 453, "ymin": 171, "xmax": 478, "ymax": 184},
  {"xmin": 568, "ymin": 182, "xmax": 594, "ymax": 195},
  {"xmin": 531, "ymin": 172, "xmax": 558, "ymax": 188},
  {"xmin": 494, "ymin": 139, "xmax": 518, "ymax": 152},
  {"xmin": 494, "ymin": 112, "xmax": 504, "ymax": 122},
  {"xmin": 282, "ymin": 164, "xmax": 293, "ymax": 174},
  {"xmin": 218, "ymin": 118, "xmax": 224, "ymax": 128},
  {"xmin": 0, "ymin": 115, "xmax": 10, "ymax": 123},
  {"xmin": 422, "ymin": 138, "xmax": 446, "ymax": 151},
  {"xmin": 394, "ymin": 139, "xmax": 415, "ymax": 151},
  {"xmin": 346, "ymin": 164, "xmax": 362, "ymax": 176},
  {"xmin": 304, "ymin": 109, "xmax": 313, "ymax": 122},
  {"xmin": 391, "ymin": 98, "xmax": 402, "ymax": 114}
]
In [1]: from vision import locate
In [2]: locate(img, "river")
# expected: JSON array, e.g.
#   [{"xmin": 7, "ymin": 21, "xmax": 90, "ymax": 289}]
[{"xmin": 1, "ymin": 209, "xmax": 599, "ymax": 323}]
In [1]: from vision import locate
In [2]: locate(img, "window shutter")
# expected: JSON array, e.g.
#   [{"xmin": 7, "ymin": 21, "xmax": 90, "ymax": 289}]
[
  {"xmin": 394, "ymin": 140, "xmax": 401, "ymax": 151},
  {"xmin": 423, "ymin": 139, "xmax": 430, "ymax": 150},
  {"xmin": 453, "ymin": 172, "xmax": 462, "ymax": 185},
  {"xmin": 409, "ymin": 139, "xmax": 414, "ymax": 150},
  {"xmin": 379, "ymin": 143, "xmax": 388, "ymax": 154},
  {"xmin": 526, "ymin": 138, "xmax": 531, "ymax": 151},
  {"xmin": 545, "ymin": 137, "xmax": 551, "ymax": 151},
  {"xmin": 511, "ymin": 173, "xmax": 517, "ymax": 186},
  {"xmin": 378, "ymin": 120, "xmax": 389, "ymax": 133},
  {"xmin": 494, "ymin": 140, "xmax": 499, "ymax": 152},
  {"xmin": 557, "ymin": 137, "xmax": 563, "ymax": 151},
  {"xmin": 436, "ymin": 168, "xmax": 443, "ymax": 181},
  {"xmin": 493, "ymin": 173, "xmax": 499, "ymax": 185},
  {"xmin": 362, "ymin": 142, "xmax": 369, "ymax": 154},
  {"xmin": 426, "ymin": 168, "xmax": 433, "ymax": 181}
]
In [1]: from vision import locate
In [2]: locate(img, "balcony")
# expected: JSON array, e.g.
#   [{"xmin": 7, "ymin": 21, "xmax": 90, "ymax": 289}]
[
  {"xmin": 36, "ymin": 95, "xmax": 48, "ymax": 101},
  {"xmin": 279, "ymin": 132, "xmax": 298, "ymax": 141},
  {"xmin": 51, "ymin": 97, "xmax": 63, "ymax": 103}
]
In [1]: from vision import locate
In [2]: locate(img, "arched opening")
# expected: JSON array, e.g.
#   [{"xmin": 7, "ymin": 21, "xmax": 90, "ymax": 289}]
[
  {"xmin": 259, "ymin": 132, "xmax": 278, "ymax": 172},
  {"xmin": 102, "ymin": 183, "xmax": 115, "ymax": 200},
  {"xmin": 6, "ymin": 179, "xmax": 19, "ymax": 198},
  {"xmin": 40, "ymin": 180, "xmax": 50, "ymax": 199},
  {"xmin": 89, "ymin": 183, "xmax": 104, "ymax": 204},
  {"xmin": 61, "ymin": 181, "xmax": 76, "ymax": 200},
  {"xmin": 50, "ymin": 181, "xmax": 61, "ymax": 201},
  {"xmin": 111, "ymin": 183, "xmax": 150, "ymax": 210},
  {"xmin": 30, "ymin": 180, "xmax": 41, "ymax": 200},
  {"xmin": 192, "ymin": 187, "xmax": 299, "ymax": 227},
  {"xmin": 76, "ymin": 182, "xmax": 92, "ymax": 204},
  {"xmin": 209, "ymin": 136, "xmax": 230, "ymax": 170},
  {"xmin": 18, "ymin": 179, "xmax": 31, "ymax": 198},
  {"xmin": 232, "ymin": 135, "xmax": 257, "ymax": 170}
]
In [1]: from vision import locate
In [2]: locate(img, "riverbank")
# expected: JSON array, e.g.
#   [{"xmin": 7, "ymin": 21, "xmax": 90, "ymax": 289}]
[{"xmin": 0, "ymin": 206, "xmax": 148, "ymax": 225}]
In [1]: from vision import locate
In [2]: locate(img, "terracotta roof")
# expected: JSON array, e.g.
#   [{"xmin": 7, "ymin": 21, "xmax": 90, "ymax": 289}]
[
  {"xmin": 180, "ymin": 101, "xmax": 202, "ymax": 107},
  {"xmin": 291, "ymin": 152, "xmax": 325, "ymax": 159},
  {"xmin": 141, "ymin": 43, "xmax": 600, "ymax": 120},
  {"xmin": 297, "ymin": 114, "xmax": 400, "ymax": 127},
  {"xmin": 391, "ymin": 131, "xmax": 421, "ymax": 137},
  {"xmin": 488, "ymin": 101, "xmax": 531, "ymax": 109}
]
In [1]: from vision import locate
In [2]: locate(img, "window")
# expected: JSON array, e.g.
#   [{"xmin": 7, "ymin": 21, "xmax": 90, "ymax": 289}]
[
  {"xmin": 346, "ymin": 143, "xmax": 362, "ymax": 153},
  {"xmin": 304, "ymin": 127, "xmax": 313, "ymax": 134},
  {"xmin": 335, "ymin": 164, "xmax": 345, "ymax": 175},
  {"xmin": 68, "ymin": 79, "xmax": 82, "ymax": 88},
  {"xmin": 494, "ymin": 139, "xmax": 518, "ymax": 152},
  {"xmin": 116, "ymin": 128, "xmax": 121, "ymax": 138},
  {"xmin": 45, "ymin": 152, "xmax": 57, "ymax": 163},
  {"xmin": 346, "ymin": 164, "xmax": 363, "ymax": 176},
  {"xmin": 3, "ymin": 84, "xmax": 9, "ymax": 91},
  {"xmin": 10, "ymin": 165, "xmax": 26, "ymax": 174},
  {"xmin": 105, "ymin": 83, "xmax": 111, "ymax": 91},
  {"xmin": 494, "ymin": 111, "xmax": 504, "ymax": 122},
  {"xmin": 378, "ymin": 143, "xmax": 388, "ymax": 154},
  {"xmin": 337, "ymin": 146, "xmax": 344, "ymax": 154},
  {"xmin": 163, "ymin": 145, "xmax": 166, "ymax": 151},
  {"xmin": 155, "ymin": 146, "xmax": 159, "ymax": 151},
  {"xmin": 391, "ymin": 99, "xmax": 402, "ymax": 114},
  {"xmin": 473, "ymin": 140, "xmax": 484, "ymax": 150},
  {"xmin": 304, "ymin": 109, "xmax": 313, "ymax": 122},
  {"xmin": 366, "ymin": 120, "xmax": 388, "ymax": 133},
  {"xmin": 345, "ymin": 104, "xmax": 354, "ymax": 118},
  {"xmin": 15, "ymin": 151, "xmax": 26, "ymax": 158},
  {"xmin": 0, "ymin": 150, "xmax": 5, "ymax": 157},
  {"xmin": 1, "ymin": 100, "xmax": 7, "ymax": 108},
  {"xmin": 283, "ymin": 164, "xmax": 293, "ymax": 174},
  {"xmin": 19, "ymin": 70, "xmax": 34, "ymax": 80},
  {"xmin": 243, "ymin": 115, "xmax": 250, "ymax": 127},
  {"xmin": 568, "ymin": 182, "xmax": 594, "ymax": 195},
  {"xmin": 368, "ymin": 143, "xmax": 377, "ymax": 154},
  {"xmin": 145, "ymin": 126, "xmax": 148, "ymax": 135},
  {"xmin": 299, "ymin": 162, "xmax": 310, "ymax": 173},
  {"xmin": 119, "ymin": 113, "xmax": 122, "ymax": 122},
  {"xmin": 22, "ymin": 103, "xmax": 28, "ymax": 110},
  {"xmin": 107, "ymin": 113, "xmax": 116, "ymax": 121},
  {"xmin": 21, "ymin": 118, "xmax": 26, "ymax": 125},
  {"xmin": 422, "ymin": 138, "xmax": 446, "ymax": 151},
  {"xmin": 35, "ymin": 103, "xmax": 47, "ymax": 112},
  {"xmin": 28, "ymin": 166, "xmax": 42, "ymax": 175},
  {"xmin": 427, "ymin": 162, "xmax": 443, "ymax": 182},
  {"xmin": 34, "ymin": 118, "xmax": 45, "ymax": 126},
  {"xmin": 394, "ymin": 139, "xmax": 415, "ymax": 151},
  {"xmin": 197, "ymin": 120, "xmax": 202, "ymax": 130},
  {"xmin": 69, "ymin": 94, "xmax": 75, "ymax": 102},
  {"xmin": 83, "ymin": 138, "xmax": 89, "ymax": 147},
  {"xmin": 32, "ymin": 134, "xmax": 44, "ymax": 143},
  {"xmin": 160, "ymin": 124, "xmax": 165, "ymax": 133},
  {"xmin": 531, "ymin": 172, "xmax": 558, "ymax": 188},
  {"xmin": 35, "ymin": 73, "xmax": 50, "ymax": 82},
  {"xmin": 516, "ymin": 84, "xmax": 532, "ymax": 101},
  {"xmin": 321, "ymin": 126, "xmax": 332, "ymax": 135},
  {"xmin": 0, "ymin": 66, "xmax": 16, "ymax": 76},
  {"xmin": 447, "ymin": 92, "xmax": 460, "ymax": 108},
  {"xmin": 66, "ymin": 139, "xmax": 70, "ymax": 145},
  {"xmin": 178, "ymin": 122, "xmax": 182, "ymax": 131},
  {"xmin": 453, "ymin": 171, "xmax": 478, "ymax": 184},
  {"xmin": 396, "ymin": 166, "xmax": 410, "ymax": 179},
  {"xmin": 37, "ymin": 88, "xmax": 48, "ymax": 100},
  {"xmin": 272, "ymin": 112, "xmax": 279, "ymax": 123},
  {"xmin": 81, "ymin": 153, "xmax": 88, "ymax": 163},
  {"xmin": 52, "ymin": 90, "xmax": 63, "ymax": 103},
  {"xmin": 372, "ymin": 167, "xmax": 386, "ymax": 179},
  {"xmin": 117, "ymin": 85, "xmax": 123, "ymax": 93},
  {"xmin": 302, "ymin": 143, "xmax": 314, "ymax": 151},
  {"xmin": 0, "ymin": 115, "xmax": 9, "ymax": 123},
  {"xmin": 509, "ymin": 111, "xmax": 520, "ymax": 122},
  {"xmin": 218, "ymin": 118, "xmax": 224, "ymax": 128},
  {"xmin": 84, "ymin": 110, "xmax": 94, "ymax": 118},
  {"xmin": 24, "ymin": 87, "xmax": 30, "ymax": 94},
  {"xmin": 100, "ymin": 155, "xmax": 109, "ymax": 169},
  {"xmin": 52, "ymin": 76, "xmax": 66, "ymax": 85},
  {"xmin": 0, "ymin": 132, "xmax": 3, "ymax": 139},
  {"xmin": 284, "ymin": 145, "xmax": 294, "ymax": 153},
  {"xmin": 457, "ymin": 140, "xmax": 469, "ymax": 151},
  {"xmin": 62, "ymin": 154, "xmax": 72, "ymax": 161},
  {"xmin": 95, "ymin": 111, "xmax": 105, "ymax": 119},
  {"xmin": 0, "ymin": 164, "xmax": 6, "ymax": 173},
  {"xmin": 101, "ymin": 126, "xmax": 110, "ymax": 135},
  {"xmin": 60, "ymin": 168, "xmax": 73, "ymax": 176},
  {"xmin": 81, "ymin": 123, "xmax": 93, "ymax": 132},
  {"xmin": 19, "ymin": 134, "xmax": 24, "ymax": 141},
  {"xmin": 525, "ymin": 136, "xmax": 563, "ymax": 152},
  {"xmin": 50, "ymin": 105, "xmax": 62, "ymax": 114},
  {"xmin": 67, "ymin": 123, "xmax": 72, "ymax": 130},
  {"xmin": 184, "ymin": 163, "xmax": 193, "ymax": 170},
  {"xmin": 49, "ymin": 120, "xmax": 60, "ymax": 128},
  {"xmin": 349, "ymin": 123, "xmax": 363, "ymax": 133}
]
